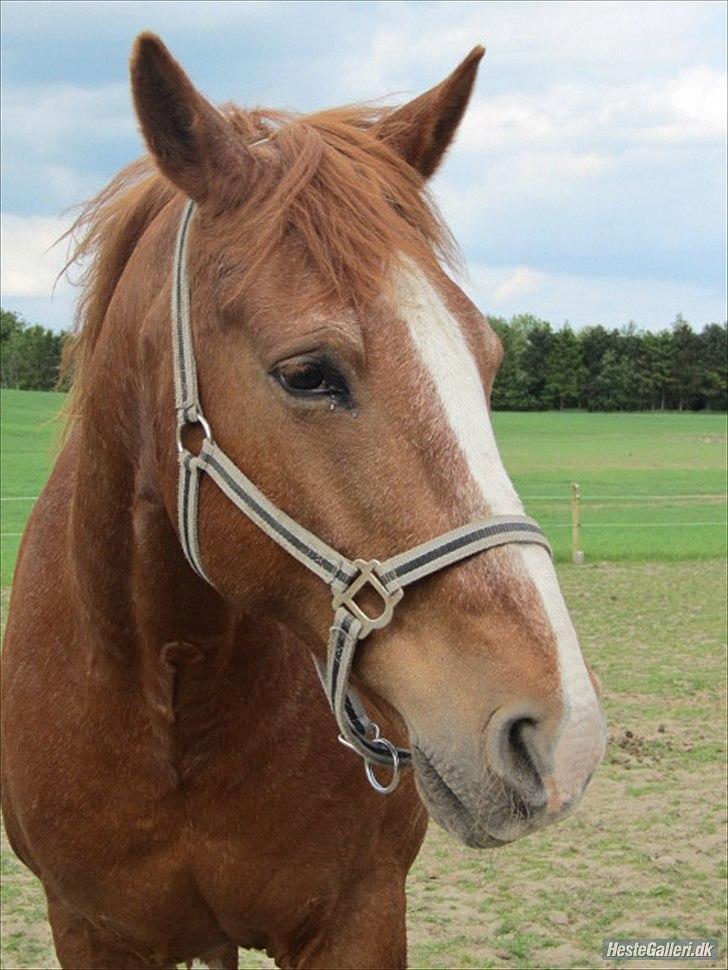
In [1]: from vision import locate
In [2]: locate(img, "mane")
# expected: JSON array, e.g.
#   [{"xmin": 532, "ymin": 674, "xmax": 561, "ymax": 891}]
[{"xmin": 62, "ymin": 102, "xmax": 458, "ymax": 420}]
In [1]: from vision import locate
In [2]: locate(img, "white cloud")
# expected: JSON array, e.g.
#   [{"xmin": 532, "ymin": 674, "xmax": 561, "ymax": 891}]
[
  {"xmin": 457, "ymin": 67, "xmax": 726, "ymax": 156},
  {"xmin": 3, "ymin": 0, "xmax": 274, "ymax": 39},
  {"xmin": 655, "ymin": 66, "xmax": 727, "ymax": 142},
  {"xmin": 492, "ymin": 266, "xmax": 545, "ymax": 303},
  {"xmin": 343, "ymin": 1, "xmax": 725, "ymax": 93},
  {"xmin": 1, "ymin": 83, "xmax": 134, "ymax": 156},
  {"xmin": 465, "ymin": 261, "xmax": 727, "ymax": 330},
  {"xmin": 435, "ymin": 157, "xmax": 611, "ymax": 250},
  {"xmin": 1, "ymin": 214, "xmax": 73, "ymax": 298},
  {"xmin": 42, "ymin": 165, "xmax": 104, "ymax": 204}
]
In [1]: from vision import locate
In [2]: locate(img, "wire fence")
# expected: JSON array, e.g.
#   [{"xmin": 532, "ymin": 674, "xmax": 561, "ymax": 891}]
[
  {"xmin": 3, "ymin": 493, "xmax": 726, "ymax": 502},
  {"xmin": 520, "ymin": 493, "xmax": 726, "ymax": 501},
  {"xmin": 1, "ymin": 490, "xmax": 726, "ymax": 542}
]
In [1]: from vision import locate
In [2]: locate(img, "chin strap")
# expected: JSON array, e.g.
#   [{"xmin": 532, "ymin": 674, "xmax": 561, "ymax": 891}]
[{"xmin": 172, "ymin": 199, "xmax": 552, "ymax": 793}]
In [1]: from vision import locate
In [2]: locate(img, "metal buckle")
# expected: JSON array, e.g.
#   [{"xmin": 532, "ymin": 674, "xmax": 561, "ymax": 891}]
[
  {"xmin": 332, "ymin": 559, "xmax": 403, "ymax": 638},
  {"xmin": 176, "ymin": 411, "xmax": 213, "ymax": 455}
]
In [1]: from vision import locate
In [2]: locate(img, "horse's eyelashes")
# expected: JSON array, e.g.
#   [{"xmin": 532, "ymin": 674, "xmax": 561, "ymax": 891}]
[{"xmin": 272, "ymin": 355, "xmax": 352, "ymax": 407}]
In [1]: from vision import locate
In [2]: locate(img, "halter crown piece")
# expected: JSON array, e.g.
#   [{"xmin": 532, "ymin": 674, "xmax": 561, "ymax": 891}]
[{"xmin": 172, "ymin": 200, "xmax": 551, "ymax": 794}]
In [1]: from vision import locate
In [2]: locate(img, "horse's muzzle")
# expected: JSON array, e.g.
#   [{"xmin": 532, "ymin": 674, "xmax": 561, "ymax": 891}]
[{"xmin": 411, "ymin": 708, "xmax": 605, "ymax": 848}]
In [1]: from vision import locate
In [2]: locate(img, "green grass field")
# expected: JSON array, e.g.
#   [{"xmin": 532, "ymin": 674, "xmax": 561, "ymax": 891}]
[
  {"xmin": 1, "ymin": 390, "xmax": 726, "ymax": 585},
  {"xmin": 1, "ymin": 389, "xmax": 726, "ymax": 970},
  {"xmin": 0, "ymin": 391, "xmax": 68, "ymax": 586}
]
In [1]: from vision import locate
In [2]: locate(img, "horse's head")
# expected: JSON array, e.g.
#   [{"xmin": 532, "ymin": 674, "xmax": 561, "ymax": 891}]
[{"xmin": 131, "ymin": 34, "xmax": 605, "ymax": 847}]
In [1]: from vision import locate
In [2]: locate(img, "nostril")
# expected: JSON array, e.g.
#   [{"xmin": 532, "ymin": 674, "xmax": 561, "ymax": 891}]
[
  {"xmin": 489, "ymin": 716, "xmax": 544, "ymax": 805},
  {"xmin": 507, "ymin": 717, "xmax": 540, "ymax": 780},
  {"xmin": 485, "ymin": 707, "xmax": 551, "ymax": 802}
]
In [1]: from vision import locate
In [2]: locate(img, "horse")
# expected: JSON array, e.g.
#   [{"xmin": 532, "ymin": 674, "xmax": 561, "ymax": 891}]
[{"xmin": 1, "ymin": 33, "xmax": 605, "ymax": 970}]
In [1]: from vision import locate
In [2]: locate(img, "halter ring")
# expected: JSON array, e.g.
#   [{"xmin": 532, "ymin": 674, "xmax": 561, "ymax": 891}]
[
  {"xmin": 365, "ymin": 737, "xmax": 401, "ymax": 794},
  {"xmin": 176, "ymin": 411, "xmax": 213, "ymax": 455}
]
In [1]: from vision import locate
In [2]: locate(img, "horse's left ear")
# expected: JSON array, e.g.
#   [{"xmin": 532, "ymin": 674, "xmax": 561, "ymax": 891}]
[{"xmin": 375, "ymin": 46, "xmax": 485, "ymax": 179}]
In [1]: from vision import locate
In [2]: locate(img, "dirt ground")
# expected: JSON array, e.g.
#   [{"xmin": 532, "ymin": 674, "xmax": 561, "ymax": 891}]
[{"xmin": 1, "ymin": 560, "xmax": 726, "ymax": 969}]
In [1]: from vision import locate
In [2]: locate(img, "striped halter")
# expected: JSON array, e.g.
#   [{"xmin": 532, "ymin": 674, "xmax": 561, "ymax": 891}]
[{"xmin": 172, "ymin": 200, "xmax": 551, "ymax": 794}]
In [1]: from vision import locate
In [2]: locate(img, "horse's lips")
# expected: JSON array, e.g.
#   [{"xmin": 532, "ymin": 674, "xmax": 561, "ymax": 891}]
[{"xmin": 411, "ymin": 745, "xmax": 508, "ymax": 849}]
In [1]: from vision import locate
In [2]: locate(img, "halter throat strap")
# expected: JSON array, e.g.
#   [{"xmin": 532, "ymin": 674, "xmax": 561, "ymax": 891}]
[{"xmin": 172, "ymin": 199, "xmax": 551, "ymax": 793}]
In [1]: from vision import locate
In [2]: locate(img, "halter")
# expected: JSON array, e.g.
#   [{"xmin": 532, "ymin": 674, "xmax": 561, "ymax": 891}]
[{"xmin": 172, "ymin": 200, "xmax": 551, "ymax": 794}]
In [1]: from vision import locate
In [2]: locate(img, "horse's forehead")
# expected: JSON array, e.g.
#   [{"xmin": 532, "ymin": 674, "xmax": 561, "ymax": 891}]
[
  {"xmin": 241, "ymin": 256, "xmax": 493, "ymax": 370},
  {"xmin": 379, "ymin": 262, "xmax": 500, "ymax": 382},
  {"xmin": 244, "ymin": 299, "xmax": 364, "ymax": 357}
]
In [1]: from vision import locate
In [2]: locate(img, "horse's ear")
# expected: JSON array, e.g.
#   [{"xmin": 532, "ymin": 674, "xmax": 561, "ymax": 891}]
[
  {"xmin": 130, "ymin": 32, "xmax": 248, "ymax": 203},
  {"xmin": 375, "ymin": 46, "xmax": 485, "ymax": 179}
]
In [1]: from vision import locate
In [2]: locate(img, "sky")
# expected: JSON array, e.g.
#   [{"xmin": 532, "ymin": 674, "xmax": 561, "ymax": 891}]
[{"xmin": 1, "ymin": 0, "xmax": 726, "ymax": 332}]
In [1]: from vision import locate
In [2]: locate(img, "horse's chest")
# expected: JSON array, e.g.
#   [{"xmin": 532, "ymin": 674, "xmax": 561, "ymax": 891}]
[{"xmin": 184, "ymin": 820, "xmax": 353, "ymax": 950}]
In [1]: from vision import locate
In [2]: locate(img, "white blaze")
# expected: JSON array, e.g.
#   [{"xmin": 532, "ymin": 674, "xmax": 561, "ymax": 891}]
[{"xmin": 393, "ymin": 264, "xmax": 603, "ymax": 799}]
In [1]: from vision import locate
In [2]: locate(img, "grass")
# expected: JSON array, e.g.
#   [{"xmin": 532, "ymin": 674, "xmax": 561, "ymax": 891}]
[
  {"xmin": 497, "ymin": 410, "xmax": 727, "ymax": 563},
  {"xmin": 1, "ymin": 389, "xmax": 726, "ymax": 969},
  {"xmin": 0, "ymin": 390, "xmax": 67, "ymax": 586},
  {"xmin": 1, "ymin": 391, "xmax": 726, "ymax": 586}
]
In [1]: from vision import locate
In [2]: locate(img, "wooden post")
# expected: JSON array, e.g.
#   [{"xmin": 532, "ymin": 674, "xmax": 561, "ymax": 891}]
[{"xmin": 571, "ymin": 482, "xmax": 584, "ymax": 565}]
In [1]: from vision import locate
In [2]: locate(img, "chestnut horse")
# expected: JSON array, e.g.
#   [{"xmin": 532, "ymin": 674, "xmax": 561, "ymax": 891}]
[{"xmin": 1, "ymin": 34, "xmax": 605, "ymax": 970}]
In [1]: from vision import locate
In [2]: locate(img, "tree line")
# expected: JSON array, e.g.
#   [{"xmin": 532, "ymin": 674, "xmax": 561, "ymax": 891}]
[
  {"xmin": 1, "ymin": 309, "xmax": 68, "ymax": 392},
  {"xmin": 489, "ymin": 314, "xmax": 726, "ymax": 411},
  {"xmin": 1, "ymin": 306, "xmax": 726, "ymax": 411}
]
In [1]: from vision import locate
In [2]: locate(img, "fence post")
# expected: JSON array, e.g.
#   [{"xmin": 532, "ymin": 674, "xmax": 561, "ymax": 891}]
[{"xmin": 571, "ymin": 482, "xmax": 584, "ymax": 565}]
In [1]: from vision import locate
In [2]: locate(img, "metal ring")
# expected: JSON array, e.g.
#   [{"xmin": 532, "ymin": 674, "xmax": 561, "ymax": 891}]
[
  {"xmin": 176, "ymin": 412, "xmax": 213, "ymax": 455},
  {"xmin": 364, "ymin": 737, "xmax": 400, "ymax": 795},
  {"xmin": 197, "ymin": 411, "xmax": 212, "ymax": 441}
]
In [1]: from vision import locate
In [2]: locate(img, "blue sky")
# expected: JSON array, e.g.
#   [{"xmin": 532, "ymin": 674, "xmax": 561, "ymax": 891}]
[{"xmin": 1, "ymin": 0, "xmax": 726, "ymax": 331}]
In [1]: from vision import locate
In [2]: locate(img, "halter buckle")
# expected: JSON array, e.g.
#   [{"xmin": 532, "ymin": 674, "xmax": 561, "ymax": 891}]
[{"xmin": 332, "ymin": 559, "xmax": 403, "ymax": 639}]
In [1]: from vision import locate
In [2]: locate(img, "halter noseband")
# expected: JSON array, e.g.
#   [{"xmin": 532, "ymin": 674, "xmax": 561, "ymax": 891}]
[{"xmin": 172, "ymin": 200, "xmax": 551, "ymax": 794}]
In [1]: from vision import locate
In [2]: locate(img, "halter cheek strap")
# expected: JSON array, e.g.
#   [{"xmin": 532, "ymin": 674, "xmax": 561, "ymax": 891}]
[{"xmin": 172, "ymin": 200, "xmax": 552, "ymax": 794}]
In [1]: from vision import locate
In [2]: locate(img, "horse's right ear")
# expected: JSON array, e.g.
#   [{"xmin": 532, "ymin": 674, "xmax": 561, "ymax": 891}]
[{"xmin": 130, "ymin": 33, "xmax": 248, "ymax": 203}]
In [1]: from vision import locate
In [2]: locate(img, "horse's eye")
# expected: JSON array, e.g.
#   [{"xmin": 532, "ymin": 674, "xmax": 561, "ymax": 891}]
[
  {"xmin": 272, "ymin": 355, "xmax": 352, "ymax": 407},
  {"xmin": 279, "ymin": 360, "xmax": 326, "ymax": 392}
]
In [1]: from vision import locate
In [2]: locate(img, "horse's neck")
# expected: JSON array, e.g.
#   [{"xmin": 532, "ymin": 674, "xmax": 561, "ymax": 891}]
[
  {"xmin": 69, "ymin": 364, "xmax": 233, "ymax": 671},
  {"xmin": 68, "ymin": 394, "xmax": 287, "ymax": 777},
  {"xmin": 64, "ymin": 236, "xmax": 307, "ymax": 769},
  {"xmin": 66, "ymin": 391, "xmax": 361, "ymax": 784}
]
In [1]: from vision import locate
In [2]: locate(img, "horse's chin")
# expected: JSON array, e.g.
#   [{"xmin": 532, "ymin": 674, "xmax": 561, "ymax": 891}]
[{"xmin": 411, "ymin": 745, "xmax": 556, "ymax": 849}]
